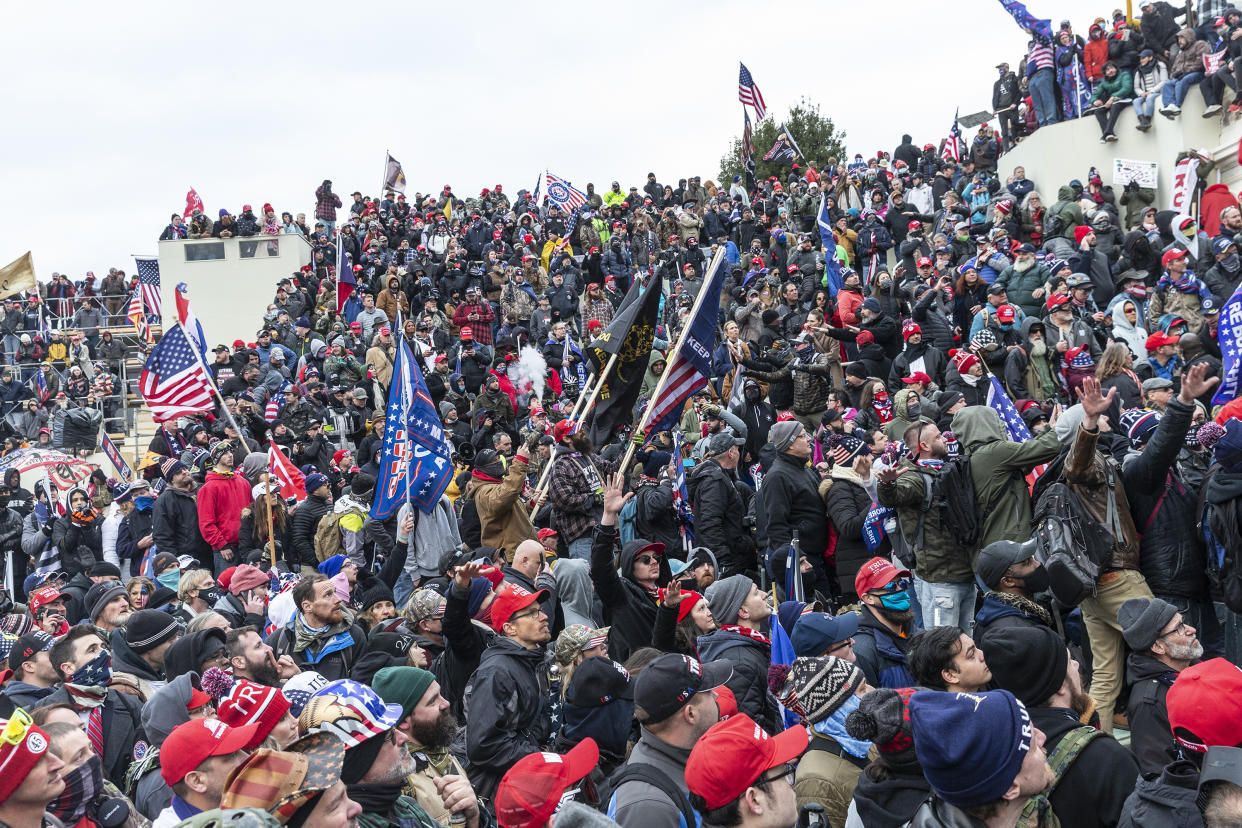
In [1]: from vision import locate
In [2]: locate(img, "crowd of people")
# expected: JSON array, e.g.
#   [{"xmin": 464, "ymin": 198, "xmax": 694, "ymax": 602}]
[{"xmin": 5, "ymin": 2, "xmax": 1242, "ymax": 825}]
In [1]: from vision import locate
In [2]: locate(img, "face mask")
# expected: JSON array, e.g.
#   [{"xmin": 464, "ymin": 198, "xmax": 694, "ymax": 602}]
[
  {"xmin": 1183, "ymin": 227, "xmax": 1197, "ymax": 239},
  {"xmin": 1126, "ymin": 285, "xmax": 1148, "ymax": 299},
  {"xmin": 48, "ymin": 755, "xmax": 104, "ymax": 825},
  {"xmin": 1223, "ymin": 254, "xmax": 1240, "ymax": 272},
  {"xmin": 907, "ymin": 402, "xmax": 922, "ymax": 420},
  {"xmin": 815, "ymin": 694, "xmax": 871, "ymax": 758},
  {"xmin": 199, "ymin": 586, "xmax": 223, "ymax": 606},
  {"xmin": 879, "ymin": 590, "xmax": 911, "ymax": 612},
  {"xmin": 70, "ymin": 649, "xmax": 112, "ymax": 689},
  {"xmin": 1020, "ymin": 565, "xmax": 1051, "ymax": 595},
  {"xmin": 1000, "ymin": 322, "xmax": 1013, "ymax": 331},
  {"xmin": 157, "ymin": 571, "xmax": 181, "ymax": 591},
  {"xmin": 1186, "ymin": 428, "xmax": 1204, "ymax": 448}
]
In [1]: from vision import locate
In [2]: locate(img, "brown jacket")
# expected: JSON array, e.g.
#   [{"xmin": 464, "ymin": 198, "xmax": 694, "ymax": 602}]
[
  {"xmin": 376, "ymin": 279, "xmax": 409, "ymax": 323},
  {"xmin": 467, "ymin": 454, "xmax": 535, "ymax": 555},
  {"xmin": 793, "ymin": 737, "xmax": 874, "ymax": 828},
  {"xmin": 1064, "ymin": 424, "xmax": 1141, "ymax": 570}
]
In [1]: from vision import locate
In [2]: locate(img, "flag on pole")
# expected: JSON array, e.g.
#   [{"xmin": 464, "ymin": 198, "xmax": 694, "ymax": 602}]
[
  {"xmin": 995, "ymin": 0, "xmax": 1052, "ymax": 39},
  {"xmin": 138, "ymin": 323, "xmax": 215, "ymax": 423},
  {"xmin": 986, "ymin": 374, "xmax": 1046, "ymax": 486},
  {"xmin": 100, "ymin": 432, "xmax": 133, "ymax": 481},
  {"xmin": 738, "ymin": 62, "xmax": 767, "ymax": 121},
  {"xmin": 337, "ymin": 242, "xmax": 356, "ymax": 314},
  {"xmin": 127, "ymin": 288, "xmax": 152, "ymax": 344},
  {"xmin": 585, "ymin": 276, "xmax": 663, "ymax": 445},
  {"xmin": 1214, "ymin": 282, "xmax": 1242, "ymax": 405},
  {"xmin": 545, "ymin": 172, "xmax": 588, "ymax": 215},
  {"xmin": 671, "ymin": 431, "xmax": 694, "ymax": 543},
  {"xmin": 769, "ymin": 607, "xmax": 799, "ymax": 730},
  {"xmin": 383, "ymin": 153, "xmax": 407, "ymax": 193},
  {"xmin": 0, "ymin": 252, "xmax": 37, "ymax": 301},
  {"xmin": 532, "ymin": 170, "xmax": 543, "ymax": 205},
  {"xmin": 34, "ymin": 368, "xmax": 48, "ymax": 403},
  {"xmin": 175, "ymin": 283, "xmax": 206, "ymax": 355},
  {"xmin": 941, "ymin": 109, "xmax": 963, "ymax": 163},
  {"xmin": 645, "ymin": 259, "xmax": 727, "ymax": 434},
  {"xmin": 265, "ymin": 383, "xmax": 288, "ymax": 423},
  {"xmin": 763, "ymin": 125, "xmax": 799, "ymax": 166},
  {"xmin": 742, "ymin": 110, "xmax": 757, "ymax": 191},
  {"xmin": 135, "ymin": 257, "xmax": 163, "ymax": 319},
  {"xmin": 442, "ymin": 198, "xmax": 453, "ymax": 223},
  {"xmin": 817, "ymin": 193, "xmax": 843, "ymax": 297},
  {"xmin": 269, "ymin": 443, "xmax": 307, "ymax": 502},
  {"xmin": 371, "ymin": 337, "xmax": 454, "ymax": 518},
  {"xmin": 183, "ymin": 187, "xmax": 205, "ymax": 219}
]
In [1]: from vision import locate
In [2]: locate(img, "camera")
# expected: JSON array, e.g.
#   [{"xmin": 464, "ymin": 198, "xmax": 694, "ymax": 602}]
[{"xmin": 91, "ymin": 794, "xmax": 131, "ymax": 828}]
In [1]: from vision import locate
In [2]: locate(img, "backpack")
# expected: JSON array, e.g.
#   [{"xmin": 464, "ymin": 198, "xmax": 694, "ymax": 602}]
[
  {"xmin": 1015, "ymin": 727, "xmax": 1104, "ymax": 828},
  {"xmin": 618, "ymin": 497, "xmax": 639, "ymax": 545},
  {"xmin": 929, "ymin": 456, "xmax": 984, "ymax": 550},
  {"xmin": 312, "ymin": 508, "xmax": 362, "ymax": 562},
  {"xmin": 1044, "ymin": 201, "xmax": 1071, "ymax": 238},
  {"xmin": 607, "ymin": 763, "xmax": 699, "ymax": 828},
  {"xmin": 1032, "ymin": 465, "xmax": 1120, "ymax": 606},
  {"xmin": 1198, "ymin": 465, "xmax": 1242, "ymax": 613}
]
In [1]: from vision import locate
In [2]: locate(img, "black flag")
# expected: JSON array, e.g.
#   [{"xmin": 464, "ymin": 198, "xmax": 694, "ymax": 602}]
[
  {"xmin": 585, "ymin": 275, "xmax": 663, "ymax": 446},
  {"xmin": 763, "ymin": 123, "xmax": 801, "ymax": 166}
]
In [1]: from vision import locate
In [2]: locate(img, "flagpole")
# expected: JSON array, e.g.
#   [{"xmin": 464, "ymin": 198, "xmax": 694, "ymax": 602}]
[
  {"xmin": 381, "ymin": 151, "xmax": 388, "ymax": 201},
  {"xmin": 265, "ymin": 475, "xmax": 277, "ymax": 571},
  {"xmin": 573, "ymin": 352, "xmax": 619, "ymax": 430},
  {"xmin": 617, "ymin": 247, "xmax": 726, "ymax": 474},
  {"xmin": 181, "ymin": 324, "xmax": 246, "ymax": 437},
  {"xmin": 530, "ymin": 368, "xmax": 601, "ymax": 497}
]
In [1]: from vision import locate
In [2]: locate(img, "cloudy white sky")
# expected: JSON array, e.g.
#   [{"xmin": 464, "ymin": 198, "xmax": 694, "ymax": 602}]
[{"xmin": 7, "ymin": 0, "xmax": 1094, "ymax": 279}]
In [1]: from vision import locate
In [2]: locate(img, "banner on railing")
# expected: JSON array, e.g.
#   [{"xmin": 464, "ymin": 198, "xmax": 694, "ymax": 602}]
[{"xmin": 100, "ymin": 432, "xmax": 132, "ymax": 481}]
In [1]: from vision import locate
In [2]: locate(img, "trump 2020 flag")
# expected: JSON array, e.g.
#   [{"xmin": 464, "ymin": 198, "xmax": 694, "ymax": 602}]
[
  {"xmin": 1215, "ymin": 283, "xmax": 1242, "ymax": 405},
  {"xmin": 996, "ymin": 0, "xmax": 1052, "ymax": 39},
  {"xmin": 371, "ymin": 336, "xmax": 453, "ymax": 518},
  {"xmin": 337, "ymin": 242, "xmax": 356, "ymax": 315},
  {"xmin": 768, "ymin": 602, "xmax": 799, "ymax": 730},
  {"xmin": 817, "ymin": 193, "xmax": 843, "ymax": 297}
]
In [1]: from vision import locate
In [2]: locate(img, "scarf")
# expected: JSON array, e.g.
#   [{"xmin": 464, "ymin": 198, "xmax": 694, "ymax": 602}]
[
  {"xmin": 813, "ymin": 695, "xmax": 872, "ymax": 758},
  {"xmin": 719, "ymin": 624, "xmax": 770, "ymax": 650},
  {"xmin": 985, "ymin": 590, "xmax": 1053, "ymax": 627},
  {"xmin": 65, "ymin": 649, "xmax": 112, "ymax": 709},
  {"xmin": 873, "ymin": 394, "xmax": 893, "ymax": 424},
  {"xmin": 915, "ymin": 458, "xmax": 944, "ymax": 470},
  {"xmin": 48, "ymin": 755, "xmax": 103, "ymax": 824},
  {"xmin": 1156, "ymin": 271, "xmax": 1214, "ymax": 302},
  {"xmin": 291, "ymin": 610, "xmax": 356, "ymax": 661}
]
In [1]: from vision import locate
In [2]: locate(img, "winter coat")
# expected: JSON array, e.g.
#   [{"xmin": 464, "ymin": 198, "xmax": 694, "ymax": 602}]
[
  {"xmin": 695, "ymin": 629, "xmax": 780, "ymax": 733},
  {"xmin": 825, "ymin": 465, "xmax": 886, "ymax": 594},
  {"xmin": 286, "ymin": 492, "xmax": 332, "ymax": 570},
  {"xmin": 631, "ymin": 478, "xmax": 684, "ymax": 560},
  {"xmin": 1117, "ymin": 759, "xmax": 1204, "ymax": 828},
  {"xmin": 464, "ymin": 636, "xmax": 552, "ymax": 798},
  {"xmin": 151, "ymin": 485, "xmax": 211, "ymax": 567},
  {"xmin": 1121, "ymin": 398, "xmax": 1208, "ymax": 600},
  {"xmin": 973, "ymin": 591, "xmax": 1054, "ymax": 641},
  {"xmin": 795, "ymin": 739, "xmax": 867, "ymax": 828},
  {"xmin": 1169, "ymin": 28, "xmax": 1210, "ymax": 79},
  {"xmin": 610, "ymin": 729, "xmax": 694, "ymax": 828},
  {"xmin": 758, "ymin": 451, "xmax": 830, "ymax": 561},
  {"xmin": 35, "ymin": 686, "xmax": 143, "ymax": 788},
  {"xmin": 51, "ymin": 511, "xmax": 102, "ymax": 576},
  {"xmin": 589, "ymin": 525, "xmax": 673, "ymax": 663},
  {"xmin": 267, "ymin": 614, "xmax": 368, "ymax": 682},
  {"xmin": 851, "ymin": 606, "xmax": 916, "ymax": 689},
  {"xmin": 952, "ymin": 406, "xmax": 1061, "ymax": 547},
  {"xmin": 1125, "ymin": 651, "xmax": 1180, "ymax": 776},
  {"xmin": 1064, "ymin": 425, "xmax": 1142, "ymax": 571},
  {"xmin": 688, "ymin": 459, "xmax": 753, "ymax": 576},
  {"xmin": 848, "ymin": 768, "xmax": 932, "ymax": 828},
  {"xmin": 743, "ymin": 355, "xmax": 833, "ymax": 417},
  {"xmin": 995, "ymin": 261, "xmax": 1051, "ymax": 317},
  {"xmin": 1030, "ymin": 705, "xmax": 1139, "ymax": 828},
  {"xmin": 878, "ymin": 458, "xmax": 973, "ymax": 585},
  {"xmin": 196, "ymin": 470, "xmax": 253, "ymax": 553},
  {"xmin": 1089, "ymin": 69, "xmax": 1134, "ymax": 104},
  {"xmin": 890, "ymin": 342, "xmax": 948, "ymax": 389},
  {"xmin": 467, "ymin": 455, "xmax": 535, "ymax": 556}
]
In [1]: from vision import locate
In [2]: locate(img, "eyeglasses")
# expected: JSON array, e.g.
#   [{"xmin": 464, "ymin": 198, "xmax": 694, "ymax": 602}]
[
  {"xmin": 757, "ymin": 762, "xmax": 795, "ymax": 787},
  {"xmin": 0, "ymin": 710, "xmax": 32, "ymax": 746},
  {"xmin": 635, "ymin": 555, "xmax": 659, "ymax": 566},
  {"xmin": 1160, "ymin": 621, "xmax": 1194, "ymax": 638},
  {"xmin": 826, "ymin": 638, "xmax": 854, "ymax": 655},
  {"xmin": 509, "ymin": 606, "xmax": 543, "ymax": 623}
]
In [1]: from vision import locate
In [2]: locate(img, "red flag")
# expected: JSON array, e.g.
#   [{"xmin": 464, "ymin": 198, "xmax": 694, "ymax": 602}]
[
  {"xmin": 268, "ymin": 443, "xmax": 307, "ymax": 502},
  {"xmin": 183, "ymin": 187, "xmax": 205, "ymax": 219}
]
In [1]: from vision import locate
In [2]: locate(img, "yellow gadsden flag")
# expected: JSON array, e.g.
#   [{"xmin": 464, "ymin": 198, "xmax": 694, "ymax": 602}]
[
  {"xmin": 443, "ymin": 197, "xmax": 453, "ymax": 223},
  {"xmin": 0, "ymin": 252, "xmax": 36, "ymax": 300}
]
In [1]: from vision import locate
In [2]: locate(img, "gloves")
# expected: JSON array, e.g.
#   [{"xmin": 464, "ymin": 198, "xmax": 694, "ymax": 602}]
[{"xmin": 702, "ymin": 404, "xmax": 721, "ymax": 418}]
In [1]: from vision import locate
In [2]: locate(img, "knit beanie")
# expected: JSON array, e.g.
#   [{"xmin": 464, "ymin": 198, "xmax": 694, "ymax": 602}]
[
  {"xmin": 372, "ymin": 666, "xmax": 436, "ymax": 720},
  {"xmin": 981, "ymin": 625, "xmax": 1070, "ymax": 707},
  {"xmin": 159, "ymin": 457, "xmax": 186, "ymax": 482},
  {"xmin": 85, "ymin": 582, "xmax": 128, "ymax": 623},
  {"xmin": 1118, "ymin": 597, "xmax": 1179, "ymax": 651},
  {"xmin": 356, "ymin": 578, "xmax": 395, "ymax": 613},
  {"xmin": 125, "ymin": 609, "xmax": 181, "ymax": 655},
  {"xmin": 318, "ymin": 555, "xmax": 348, "ymax": 578},
  {"xmin": 769, "ymin": 656, "xmax": 864, "ymax": 724},
  {"xmin": 909, "ymin": 689, "xmax": 1033, "ymax": 809},
  {"xmin": 1201, "ymin": 419, "xmax": 1242, "ymax": 472},
  {"xmin": 217, "ymin": 678, "xmax": 293, "ymax": 750},
  {"xmin": 705, "ymin": 575, "xmax": 752, "ymax": 625},
  {"xmin": 1074, "ymin": 225, "xmax": 1093, "ymax": 245},
  {"xmin": 769, "ymin": 421, "xmax": 805, "ymax": 453},
  {"xmin": 229, "ymin": 564, "xmax": 269, "ymax": 596},
  {"xmin": 846, "ymin": 687, "xmax": 919, "ymax": 770},
  {"xmin": 641, "ymin": 450, "xmax": 673, "ymax": 479},
  {"xmin": 1119, "ymin": 408, "xmax": 1161, "ymax": 448}
]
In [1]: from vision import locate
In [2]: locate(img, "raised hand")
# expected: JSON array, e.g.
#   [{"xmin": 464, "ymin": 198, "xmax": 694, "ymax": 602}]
[
  {"xmin": 1180, "ymin": 362, "xmax": 1220, "ymax": 403},
  {"xmin": 1079, "ymin": 376, "xmax": 1116, "ymax": 421},
  {"xmin": 601, "ymin": 472, "xmax": 632, "ymax": 517},
  {"xmin": 663, "ymin": 579, "xmax": 683, "ymax": 606}
]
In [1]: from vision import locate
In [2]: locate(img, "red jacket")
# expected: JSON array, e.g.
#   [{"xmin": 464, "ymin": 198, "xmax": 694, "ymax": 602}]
[
  {"xmin": 1200, "ymin": 183, "xmax": 1238, "ymax": 240},
  {"xmin": 197, "ymin": 471, "xmax": 253, "ymax": 551},
  {"xmin": 1085, "ymin": 29, "xmax": 1110, "ymax": 80}
]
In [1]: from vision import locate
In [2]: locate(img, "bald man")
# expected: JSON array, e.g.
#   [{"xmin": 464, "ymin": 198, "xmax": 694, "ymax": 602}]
[{"xmin": 501, "ymin": 539, "xmax": 564, "ymax": 637}]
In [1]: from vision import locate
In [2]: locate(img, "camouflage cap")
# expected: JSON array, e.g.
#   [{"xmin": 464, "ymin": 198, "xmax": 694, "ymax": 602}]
[
  {"xmin": 554, "ymin": 624, "xmax": 611, "ymax": 666},
  {"xmin": 403, "ymin": 589, "xmax": 447, "ymax": 626}
]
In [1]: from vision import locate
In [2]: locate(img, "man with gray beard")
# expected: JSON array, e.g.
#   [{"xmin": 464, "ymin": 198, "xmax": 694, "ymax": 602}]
[{"xmin": 1120, "ymin": 597, "xmax": 1206, "ymax": 775}]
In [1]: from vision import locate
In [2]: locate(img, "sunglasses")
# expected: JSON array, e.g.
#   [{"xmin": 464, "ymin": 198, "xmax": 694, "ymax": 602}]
[{"xmin": 635, "ymin": 555, "xmax": 660, "ymax": 566}]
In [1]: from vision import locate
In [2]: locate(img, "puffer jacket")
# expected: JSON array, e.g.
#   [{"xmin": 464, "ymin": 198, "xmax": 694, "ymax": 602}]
[
  {"xmin": 687, "ymin": 460, "xmax": 753, "ymax": 576},
  {"xmin": 1122, "ymin": 398, "xmax": 1208, "ymax": 600},
  {"xmin": 695, "ymin": 629, "xmax": 780, "ymax": 733},
  {"xmin": 1063, "ymin": 425, "xmax": 1141, "ymax": 571},
  {"xmin": 877, "ymin": 458, "xmax": 973, "ymax": 585},
  {"xmin": 589, "ymin": 525, "xmax": 673, "ymax": 663},
  {"xmin": 952, "ymin": 406, "xmax": 1061, "ymax": 548},
  {"xmin": 286, "ymin": 492, "xmax": 332, "ymax": 570},
  {"xmin": 995, "ymin": 261, "xmax": 1051, "ymax": 317}
]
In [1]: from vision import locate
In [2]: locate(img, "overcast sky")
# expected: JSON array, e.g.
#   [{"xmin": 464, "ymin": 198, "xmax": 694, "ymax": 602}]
[{"xmin": 7, "ymin": 0, "xmax": 1093, "ymax": 280}]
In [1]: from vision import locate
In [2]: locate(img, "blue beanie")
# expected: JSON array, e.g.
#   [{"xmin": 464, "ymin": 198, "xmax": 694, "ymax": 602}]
[
  {"xmin": 304, "ymin": 473, "xmax": 330, "ymax": 495},
  {"xmin": 318, "ymin": 554, "xmax": 348, "ymax": 578},
  {"xmin": 909, "ymin": 689, "xmax": 1034, "ymax": 808},
  {"xmin": 466, "ymin": 577, "xmax": 493, "ymax": 617}
]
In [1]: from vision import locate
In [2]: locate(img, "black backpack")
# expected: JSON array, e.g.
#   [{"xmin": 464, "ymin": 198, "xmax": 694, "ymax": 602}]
[
  {"xmin": 1031, "ymin": 464, "xmax": 1121, "ymax": 606},
  {"xmin": 1044, "ymin": 202, "xmax": 1071, "ymax": 239},
  {"xmin": 930, "ymin": 456, "xmax": 984, "ymax": 550}
]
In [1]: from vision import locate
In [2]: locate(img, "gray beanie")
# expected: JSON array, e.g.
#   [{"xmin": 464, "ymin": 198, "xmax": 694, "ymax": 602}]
[
  {"xmin": 438, "ymin": 401, "xmax": 456, "ymax": 419},
  {"xmin": 1118, "ymin": 597, "xmax": 1178, "ymax": 651},
  {"xmin": 770, "ymin": 421, "xmax": 805, "ymax": 452},
  {"xmin": 705, "ymin": 574, "xmax": 753, "ymax": 624}
]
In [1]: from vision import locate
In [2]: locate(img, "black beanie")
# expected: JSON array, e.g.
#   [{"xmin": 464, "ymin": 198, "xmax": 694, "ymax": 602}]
[
  {"xmin": 761, "ymin": 309, "xmax": 780, "ymax": 327},
  {"xmin": 125, "ymin": 609, "xmax": 181, "ymax": 654},
  {"xmin": 350, "ymin": 473, "xmax": 376, "ymax": 499},
  {"xmin": 340, "ymin": 732, "xmax": 387, "ymax": 785},
  {"xmin": 981, "ymin": 626, "xmax": 1069, "ymax": 707},
  {"xmin": 846, "ymin": 363, "xmax": 868, "ymax": 380}
]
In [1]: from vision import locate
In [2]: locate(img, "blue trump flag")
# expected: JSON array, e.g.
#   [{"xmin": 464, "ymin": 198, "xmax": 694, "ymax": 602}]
[
  {"xmin": 817, "ymin": 192, "xmax": 843, "ymax": 297},
  {"xmin": 769, "ymin": 603, "xmax": 800, "ymax": 730},
  {"xmin": 1215, "ymin": 284, "xmax": 1242, "ymax": 405},
  {"xmin": 996, "ymin": 0, "xmax": 1052, "ymax": 39},
  {"xmin": 371, "ymin": 336, "xmax": 453, "ymax": 518}
]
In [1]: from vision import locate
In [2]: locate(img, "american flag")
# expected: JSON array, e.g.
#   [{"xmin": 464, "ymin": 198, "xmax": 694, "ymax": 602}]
[
  {"xmin": 941, "ymin": 108, "xmax": 963, "ymax": 163},
  {"xmin": 269, "ymin": 442, "xmax": 307, "ymax": 502},
  {"xmin": 127, "ymin": 289, "xmax": 152, "ymax": 344},
  {"xmin": 738, "ymin": 62, "xmax": 767, "ymax": 121},
  {"xmin": 34, "ymin": 368, "xmax": 48, "ymax": 403},
  {"xmin": 135, "ymin": 257, "xmax": 163, "ymax": 319},
  {"xmin": 138, "ymin": 323, "xmax": 215, "ymax": 423},
  {"xmin": 175, "ymin": 283, "xmax": 206, "ymax": 355},
  {"xmin": 986, "ymin": 375, "xmax": 1046, "ymax": 486},
  {"xmin": 336, "ymin": 241, "xmax": 356, "ymax": 314},
  {"xmin": 671, "ymin": 432, "xmax": 694, "ymax": 543},
  {"xmin": 265, "ymin": 385, "xmax": 287, "ymax": 423},
  {"xmin": 646, "ymin": 257, "xmax": 726, "ymax": 433},
  {"xmin": 545, "ymin": 172, "xmax": 587, "ymax": 215}
]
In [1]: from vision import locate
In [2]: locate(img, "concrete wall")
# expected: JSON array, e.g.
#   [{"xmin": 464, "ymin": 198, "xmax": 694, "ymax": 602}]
[
  {"xmin": 156, "ymin": 235, "xmax": 312, "ymax": 345},
  {"xmin": 996, "ymin": 94, "xmax": 1242, "ymax": 209}
]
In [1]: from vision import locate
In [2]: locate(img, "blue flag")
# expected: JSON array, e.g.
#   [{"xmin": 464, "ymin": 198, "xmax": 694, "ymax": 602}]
[
  {"xmin": 1216, "ymin": 283, "xmax": 1242, "ymax": 405},
  {"xmin": 769, "ymin": 608, "xmax": 800, "ymax": 730},
  {"xmin": 996, "ymin": 0, "xmax": 1052, "ymax": 40},
  {"xmin": 817, "ymin": 193, "xmax": 842, "ymax": 297},
  {"xmin": 371, "ymin": 337, "xmax": 453, "ymax": 518}
]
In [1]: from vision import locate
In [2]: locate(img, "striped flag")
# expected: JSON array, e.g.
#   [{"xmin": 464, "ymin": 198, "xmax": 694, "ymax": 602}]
[
  {"xmin": 986, "ymin": 374, "xmax": 1046, "ymax": 487},
  {"xmin": 738, "ymin": 62, "xmax": 767, "ymax": 121},
  {"xmin": 671, "ymin": 432, "xmax": 694, "ymax": 544},
  {"xmin": 941, "ymin": 109, "xmax": 963, "ymax": 163},
  {"xmin": 545, "ymin": 172, "xmax": 588, "ymax": 215},
  {"xmin": 336, "ymin": 241, "xmax": 356, "ymax": 314},
  {"xmin": 645, "ymin": 258, "xmax": 727, "ymax": 434},
  {"xmin": 175, "ymin": 283, "xmax": 206, "ymax": 355},
  {"xmin": 265, "ymin": 386, "xmax": 286, "ymax": 422},
  {"xmin": 135, "ymin": 257, "xmax": 162, "ymax": 319},
  {"xmin": 100, "ymin": 432, "xmax": 132, "ymax": 481},
  {"xmin": 127, "ymin": 288, "xmax": 151, "ymax": 344},
  {"xmin": 268, "ymin": 442, "xmax": 307, "ymax": 502},
  {"xmin": 34, "ymin": 368, "xmax": 48, "ymax": 403},
  {"xmin": 138, "ymin": 323, "xmax": 215, "ymax": 422}
]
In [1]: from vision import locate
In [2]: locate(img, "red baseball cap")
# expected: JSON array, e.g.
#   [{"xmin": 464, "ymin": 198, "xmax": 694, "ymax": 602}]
[
  {"xmin": 552, "ymin": 419, "xmax": 576, "ymax": 443},
  {"xmin": 537, "ymin": 528, "xmax": 558, "ymax": 541},
  {"xmin": 1145, "ymin": 331, "xmax": 1180, "ymax": 351},
  {"xmin": 996, "ymin": 304, "xmax": 1017, "ymax": 323},
  {"xmin": 1161, "ymin": 248, "xmax": 1189, "ymax": 268},
  {"xmin": 901, "ymin": 371, "xmax": 932, "ymax": 386},
  {"xmin": 916, "ymin": 256, "xmax": 933, "ymax": 268},
  {"xmin": 1045, "ymin": 293, "xmax": 1071, "ymax": 311},
  {"xmin": 460, "ymin": 327, "xmax": 473, "ymax": 339},
  {"xmin": 160, "ymin": 718, "xmax": 259, "ymax": 785},
  {"xmin": 496, "ymin": 738, "xmax": 600, "ymax": 828},
  {"xmin": 685, "ymin": 714, "xmax": 810, "ymax": 809},
  {"xmin": 854, "ymin": 556, "xmax": 912, "ymax": 596},
  {"xmin": 490, "ymin": 582, "xmax": 550, "ymax": 631},
  {"xmin": 27, "ymin": 585, "xmax": 67, "ymax": 617},
  {"xmin": 1167, "ymin": 658, "xmax": 1242, "ymax": 753}
]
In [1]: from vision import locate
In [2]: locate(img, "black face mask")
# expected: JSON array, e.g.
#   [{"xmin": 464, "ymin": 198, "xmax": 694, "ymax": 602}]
[
  {"xmin": 1020, "ymin": 565, "xmax": 1050, "ymax": 595},
  {"xmin": 906, "ymin": 402, "xmax": 922, "ymax": 420}
]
